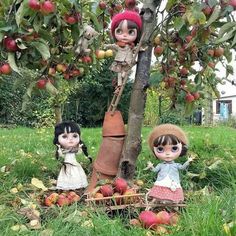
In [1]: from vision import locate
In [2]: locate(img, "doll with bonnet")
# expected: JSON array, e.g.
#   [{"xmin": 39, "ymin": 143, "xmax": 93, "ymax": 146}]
[{"xmin": 146, "ymin": 124, "xmax": 194, "ymax": 204}]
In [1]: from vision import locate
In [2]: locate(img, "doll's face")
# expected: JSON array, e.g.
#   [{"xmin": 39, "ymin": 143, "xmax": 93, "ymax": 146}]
[
  {"xmin": 154, "ymin": 143, "xmax": 182, "ymax": 162},
  {"xmin": 114, "ymin": 20, "xmax": 137, "ymax": 44},
  {"xmin": 58, "ymin": 131, "xmax": 80, "ymax": 149}
]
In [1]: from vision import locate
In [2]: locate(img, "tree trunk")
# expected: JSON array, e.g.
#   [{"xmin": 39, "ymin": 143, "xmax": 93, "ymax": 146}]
[
  {"xmin": 55, "ymin": 105, "xmax": 62, "ymax": 124},
  {"xmin": 118, "ymin": 0, "xmax": 161, "ymax": 180}
]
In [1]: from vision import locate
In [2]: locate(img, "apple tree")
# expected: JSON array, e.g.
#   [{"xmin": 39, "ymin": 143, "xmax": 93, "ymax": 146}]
[
  {"xmin": 118, "ymin": 0, "xmax": 236, "ymax": 179},
  {"xmin": 0, "ymin": 0, "xmax": 121, "ymax": 124}
]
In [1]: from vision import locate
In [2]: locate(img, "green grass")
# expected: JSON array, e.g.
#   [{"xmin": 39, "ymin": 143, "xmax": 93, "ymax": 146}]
[{"xmin": 0, "ymin": 125, "xmax": 235, "ymax": 235}]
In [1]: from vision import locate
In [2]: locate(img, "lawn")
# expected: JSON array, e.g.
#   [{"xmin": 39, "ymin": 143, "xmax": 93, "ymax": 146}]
[{"xmin": 0, "ymin": 125, "xmax": 235, "ymax": 235}]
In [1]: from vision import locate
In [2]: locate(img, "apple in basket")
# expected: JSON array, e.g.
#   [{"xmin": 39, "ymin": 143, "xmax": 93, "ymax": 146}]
[
  {"xmin": 112, "ymin": 192, "xmax": 123, "ymax": 205},
  {"xmin": 100, "ymin": 184, "xmax": 113, "ymax": 197},
  {"xmin": 113, "ymin": 178, "xmax": 128, "ymax": 194},
  {"xmin": 123, "ymin": 188, "xmax": 137, "ymax": 204},
  {"xmin": 67, "ymin": 191, "xmax": 80, "ymax": 203}
]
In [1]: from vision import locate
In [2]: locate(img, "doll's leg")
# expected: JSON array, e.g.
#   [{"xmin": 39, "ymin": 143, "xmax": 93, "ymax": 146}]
[{"xmin": 117, "ymin": 73, "xmax": 123, "ymax": 86}]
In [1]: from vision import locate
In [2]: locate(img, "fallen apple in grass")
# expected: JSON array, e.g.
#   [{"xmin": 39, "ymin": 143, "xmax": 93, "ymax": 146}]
[
  {"xmin": 57, "ymin": 194, "xmax": 70, "ymax": 207},
  {"xmin": 156, "ymin": 210, "xmax": 171, "ymax": 225},
  {"xmin": 139, "ymin": 210, "xmax": 158, "ymax": 229}
]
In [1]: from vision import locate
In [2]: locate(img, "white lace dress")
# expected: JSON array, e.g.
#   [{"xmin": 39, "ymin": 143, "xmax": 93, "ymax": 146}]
[{"xmin": 56, "ymin": 152, "xmax": 88, "ymax": 190}]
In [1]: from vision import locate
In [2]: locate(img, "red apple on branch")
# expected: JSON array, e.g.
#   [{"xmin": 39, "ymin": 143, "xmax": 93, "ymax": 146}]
[
  {"xmin": 3, "ymin": 37, "xmax": 19, "ymax": 52},
  {"xmin": 0, "ymin": 63, "xmax": 12, "ymax": 75},
  {"xmin": 185, "ymin": 93, "xmax": 195, "ymax": 103},
  {"xmin": 40, "ymin": 0, "xmax": 56, "ymax": 15},
  {"xmin": 28, "ymin": 0, "xmax": 40, "ymax": 11},
  {"xmin": 36, "ymin": 79, "xmax": 47, "ymax": 89}
]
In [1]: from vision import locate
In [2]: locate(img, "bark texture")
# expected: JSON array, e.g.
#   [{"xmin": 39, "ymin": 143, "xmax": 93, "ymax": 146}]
[{"xmin": 118, "ymin": 0, "xmax": 161, "ymax": 180}]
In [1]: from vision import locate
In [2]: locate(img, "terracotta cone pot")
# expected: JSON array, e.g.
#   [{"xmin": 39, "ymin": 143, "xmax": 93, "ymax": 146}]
[
  {"xmin": 94, "ymin": 136, "xmax": 125, "ymax": 175},
  {"xmin": 102, "ymin": 111, "xmax": 126, "ymax": 137}
]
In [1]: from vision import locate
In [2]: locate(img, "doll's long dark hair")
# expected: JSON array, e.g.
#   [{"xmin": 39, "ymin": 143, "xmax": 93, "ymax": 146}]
[
  {"xmin": 153, "ymin": 134, "xmax": 188, "ymax": 157},
  {"xmin": 53, "ymin": 121, "xmax": 91, "ymax": 162}
]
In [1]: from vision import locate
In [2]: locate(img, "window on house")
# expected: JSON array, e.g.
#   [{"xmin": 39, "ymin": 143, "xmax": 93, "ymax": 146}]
[{"xmin": 216, "ymin": 100, "xmax": 232, "ymax": 114}]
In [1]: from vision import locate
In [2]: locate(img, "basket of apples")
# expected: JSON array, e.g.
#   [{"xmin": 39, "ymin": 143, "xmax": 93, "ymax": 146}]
[
  {"xmin": 85, "ymin": 178, "xmax": 145, "ymax": 210},
  {"xmin": 44, "ymin": 191, "xmax": 81, "ymax": 207}
]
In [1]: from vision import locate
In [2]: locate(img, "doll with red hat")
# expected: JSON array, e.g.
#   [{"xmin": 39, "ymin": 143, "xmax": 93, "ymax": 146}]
[
  {"xmin": 145, "ymin": 124, "xmax": 194, "ymax": 204},
  {"xmin": 106, "ymin": 10, "xmax": 142, "ymax": 91}
]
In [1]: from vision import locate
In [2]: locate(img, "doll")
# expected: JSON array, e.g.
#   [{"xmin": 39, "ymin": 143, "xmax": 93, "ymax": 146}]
[
  {"xmin": 53, "ymin": 121, "xmax": 92, "ymax": 190},
  {"xmin": 75, "ymin": 24, "xmax": 99, "ymax": 56},
  {"xmin": 106, "ymin": 10, "xmax": 142, "ymax": 90},
  {"xmin": 146, "ymin": 124, "xmax": 194, "ymax": 204}
]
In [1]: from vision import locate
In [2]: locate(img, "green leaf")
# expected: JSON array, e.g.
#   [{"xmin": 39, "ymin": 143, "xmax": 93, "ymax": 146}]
[
  {"xmin": 226, "ymin": 65, "xmax": 234, "ymax": 77},
  {"xmin": 224, "ymin": 47, "xmax": 232, "ymax": 63},
  {"xmin": 205, "ymin": 5, "xmax": 221, "ymax": 27},
  {"xmin": 218, "ymin": 22, "xmax": 236, "ymax": 38},
  {"xmin": 231, "ymin": 32, "xmax": 236, "ymax": 47},
  {"xmin": 0, "ymin": 32, "xmax": 4, "ymax": 42},
  {"xmin": 186, "ymin": 8, "xmax": 206, "ymax": 25},
  {"xmin": 33, "ymin": 15, "xmax": 42, "ymax": 33},
  {"xmin": 86, "ymin": 11, "xmax": 102, "ymax": 32},
  {"xmin": 215, "ymin": 28, "xmax": 236, "ymax": 44},
  {"xmin": 0, "ymin": 26, "xmax": 13, "ymax": 32},
  {"xmin": 173, "ymin": 17, "xmax": 185, "ymax": 31},
  {"xmin": 8, "ymin": 53, "xmax": 21, "ymax": 74},
  {"xmin": 166, "ymin": 0, "xmax": 178, "ymax": 12},
  {"xmin": 30, "ymin": 41, "xmax": 50, "ymax": 60},
  {"xmin": 15, "ymin": 0, "xmax": 28, "ymax": 27}
]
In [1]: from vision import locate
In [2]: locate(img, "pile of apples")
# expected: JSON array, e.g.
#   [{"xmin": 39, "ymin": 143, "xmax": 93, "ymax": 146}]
[
  {"xmin": 130, "ymin": 210, "xmax": 179, "ymax": 233},
  {"xmin": 44, "ymin": 191, "xmax": 80, "ymax": 207},
  {"xmin": 90, "ymin": 178, "xmax": 140, "ymax": 205}
]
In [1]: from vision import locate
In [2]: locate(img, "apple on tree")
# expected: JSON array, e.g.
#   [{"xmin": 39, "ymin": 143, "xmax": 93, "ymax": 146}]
[
  {"xmin": 40, "ymin": 0, "xmax": 56, "ymax": 15},
  {"xmin": 28, "ymin": 0, "xmax": 40, "ymax": 11},
  {"xmin": 0, "ymin": 63, "xmax": 12, "ymax": 75}
]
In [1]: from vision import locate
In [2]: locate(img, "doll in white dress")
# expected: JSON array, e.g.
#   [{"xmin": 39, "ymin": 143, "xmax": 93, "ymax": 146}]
[{"xmin": 53, "ymin": 121, "xmax": 92, "ymax": 190}]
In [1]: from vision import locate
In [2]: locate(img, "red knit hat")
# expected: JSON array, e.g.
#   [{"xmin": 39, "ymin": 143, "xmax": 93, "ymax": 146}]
[{"xmin": 111, "ymin": 10, "xmax": 142, "ymax": 37}]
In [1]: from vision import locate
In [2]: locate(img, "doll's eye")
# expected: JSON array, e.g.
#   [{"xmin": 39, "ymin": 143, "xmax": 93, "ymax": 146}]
[
  {"xmin": 73, "ymin": 133, "xmax": 79, "ymax": 138},
  {"xmin": 155, "ymin": 146, "xmax": 164, "ymax": 153},
  {"xmin": 62, "ymin": 134, "xmax": 68, "ymax": 139},
  {"xmin": 115, "ymin": 28, "xmax": 123, "ymax": 34},
  {"xmin": 128, "ymin": 29, "xmax": 136, "ymax": 35},
  {"xmin": 171, "ymin": 146, "xmax": 179, "ymax": 152}
]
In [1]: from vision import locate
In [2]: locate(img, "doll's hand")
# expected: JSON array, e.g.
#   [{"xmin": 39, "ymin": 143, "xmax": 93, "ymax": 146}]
[
  {"xmin": 188, "ymin": 156, "xmax": 195, "ymax": 162},
  {"xmin": 144, "ymin": 161, "xmax": 154, "ymax": 170},
  {"xmin": 56, "ymin": 144, "xmax": 64, "ymax": 157}
]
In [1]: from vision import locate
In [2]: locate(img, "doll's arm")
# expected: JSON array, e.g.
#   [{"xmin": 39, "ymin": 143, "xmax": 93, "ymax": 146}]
[
  {"xmin": 144, "ymin": 161, "xmax": 160, "ymax": 172},
  {"xmin": 179, "ymin": 156, "xmax": 195, "ymax": 170},
  {"xmin": 104, "ymin": 44, "xmax": 118, "ymax": 50},
  {"xmin": 56, "ymin": 144, "xmax": 63, "ymax": 157}
]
